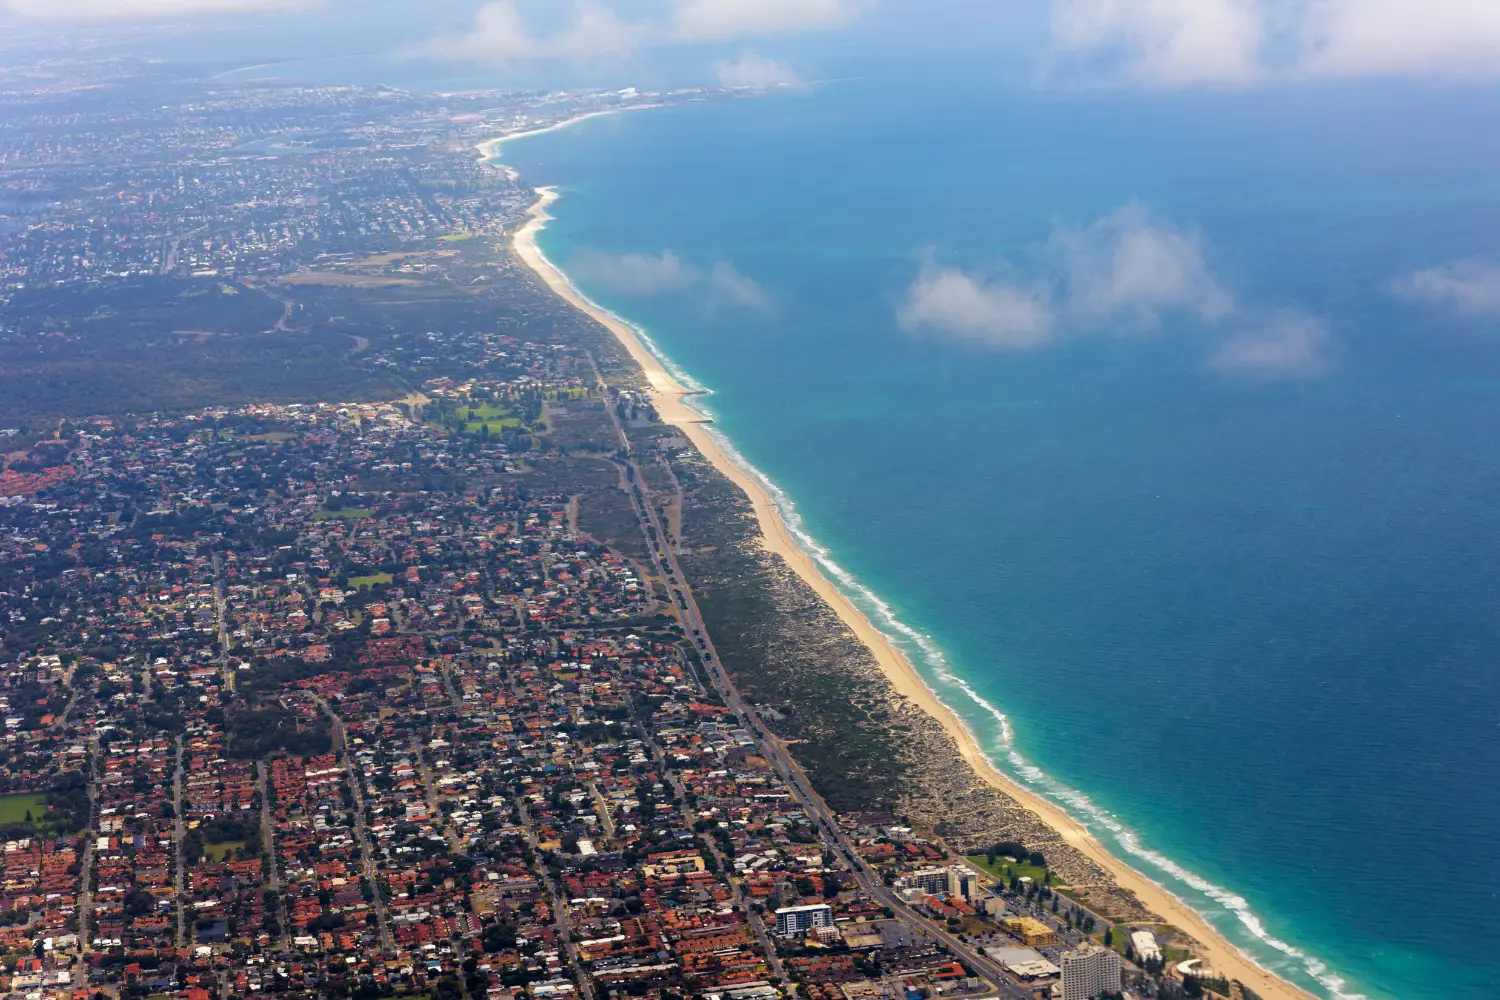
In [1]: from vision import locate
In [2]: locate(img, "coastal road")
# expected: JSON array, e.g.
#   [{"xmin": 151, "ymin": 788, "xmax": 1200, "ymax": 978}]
[{"xmin": 588, "ymin": 359, "xmax": 1027, "ymax": 1000}]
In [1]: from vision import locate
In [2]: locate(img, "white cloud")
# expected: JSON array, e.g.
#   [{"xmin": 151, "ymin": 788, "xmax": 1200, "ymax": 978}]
[
  {"xmin": 573, "ymin": 251, "xmax": 699, "ymax": 295},
  {"xmin": 901, "ymin": 206, "xmax": 1330, "ymax": 378},
  {"xmin": 672, "ymin": 0, "xmax": 855, "ymax": 43},
  {"xmin": 424, "ymin": 1, "xmax": 648, "ymax": 63},
  {"xmin": 1050, "ymin": 0, "xmax": 1500, "ymax": 84},
  {"xmin": 1056, "ymin": 205, "xmax": 1234, "ymax": 326},
  {"xmin": 898, "ymin": 268, "xmax": 1056, "ymax": 350},
  {"xmin": 714, "ymin": 52, "xmax": 800, "ymax": 88},
  {"xmin": 572, "ymin": 251, "xmax": 771, "ymax": 312},
  {"xmin": 1051, "ymin": 0, "xmax": 1266, "ymax": 85},
  {"xmin": 708, "ymin": 262, "xmax": 774, "ymax": 312},
  {"xmin": 1393, "ymin": 260, "xmax": 1500, "ymax": 316},
  {"xmin": 548, "ymin": 4, "xmax": 651, "ymax": 59},
  {"xmin": 1210, "ymin": 311, "xmax": 1330, "ymax": 377},
  {"xmin": 898, "ymin": 208, "xmax": 1233, "ymax": 349},
  {"xmin": 4, "ymin": 0, "xmax": 313, "ymax": 18},
  {"xmin": 426, "ymin": 0, "xmax": 861, "ymax": 64},
  {"xmin": 1302, "ymin": 0, "xmax": 1500, "ymax": 78}
]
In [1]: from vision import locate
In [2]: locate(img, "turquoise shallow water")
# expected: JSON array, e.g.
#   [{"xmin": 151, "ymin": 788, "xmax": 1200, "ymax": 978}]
[{"xmin": 501, "ymin": 80, "xmax": 1500, "ymax": 1000}]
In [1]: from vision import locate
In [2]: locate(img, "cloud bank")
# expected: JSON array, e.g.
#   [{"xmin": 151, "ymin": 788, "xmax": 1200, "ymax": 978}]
[
  {"xmin": 1393, "ymin": 260, "xmax": 1500, "ymax": 317},
  {"xmin": 714, "ymin": 52, "xmax": 800, "ymax": 88},
  {"xmin": 898, "ymin": 206, "xmax": 1330, "ymax": 378},
  {"xmin": 424, "ymin": 0, "xmax": 857, "ymax": 64},
  {"xmin": 1210, "ymin": 311, "xmax": 1330, "ymax": 378},
  {"xmin": 1051, "ymin": 0, "xmax": 1500, "ymax": 85},
  {"xmin": 1051, "ymin": 0, "xmax": 1266, "ymax": 85},
  {"xmin": 1303, "ymin": 0, "xmax": 1500, "ymax": 78},
  {"xmin": 672, "ymin": 0, "xmax": 855, "ymax": 43},
  {"xmin": 572, "ymin": 251, "xmax": 699, "ymax": 295},
  {"xmin": 572, "ymin": 251, "xmax": 773, "ymax": 313},
  {"xmin": 423, "ymin": 2, "xmax": 648, "ymax": 63},
  {"xmin": 899, "ymin": 207, "xmax": 1235, "ymax": 345},
  {"xmin": 707, "ymin": 261, "xmax": 774, "ymax": 311},
  {"xmin": 898, "ymin": 269, "xmax": 1054, "ymax": 350},
  {"xmin": 4, "ymin": 0, "xmax": 313, "ymax": 18},
  {"xmin": 1058, "ymin": 206, "xmax": 1234, "ymax": 325}
]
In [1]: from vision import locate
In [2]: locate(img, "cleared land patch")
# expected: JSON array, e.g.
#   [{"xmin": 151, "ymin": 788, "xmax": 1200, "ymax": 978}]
[
  {"xmin": 277, "ymin": 273, "xmax": 423, "ymax": 288},
  {"xmin": 313, "ymin": 508, "xmax": 375, "ymax": 521}
]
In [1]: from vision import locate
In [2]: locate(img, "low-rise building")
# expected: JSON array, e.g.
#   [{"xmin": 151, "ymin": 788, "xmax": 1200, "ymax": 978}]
[{"xmin": 1003, "ymin": 917, "xmax": 1058, "ymax": 947}]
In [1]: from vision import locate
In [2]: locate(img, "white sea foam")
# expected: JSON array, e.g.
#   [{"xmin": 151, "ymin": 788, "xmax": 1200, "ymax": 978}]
[{"xmin": 494, "ymin": 145, "xmax": 1367, "ymax": 1000}]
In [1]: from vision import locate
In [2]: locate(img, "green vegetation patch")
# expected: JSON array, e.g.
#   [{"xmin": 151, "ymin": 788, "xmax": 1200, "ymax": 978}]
[
  {"xmin": 0, "ymin": 792, "xmax": 47, "ymax": 825},
  {"xmin": 348, "ymin": 572, "xmax": 394, "ymax": 590},
  {"xmin": 454, "ymin": 402, "xmax": 525, "ymax": 436},
  {"xmin": 0, "ymin": 786, "xmax": 87, "ymax": 835},
  {"xmin": 464, "ymin": 419, "xmax": 524, "ymax": 435},
  {"xmin": 969, "ymin": 854, "xmax": 1060, "ymax": 887},
  {"xmin": 205, "ymin": 841, "xmax": 246, "ymax": 862}
]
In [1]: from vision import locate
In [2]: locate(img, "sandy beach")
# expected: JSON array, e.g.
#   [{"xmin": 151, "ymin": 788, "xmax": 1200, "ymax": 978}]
[
  {"xmin": 509, "ymin": 183, "xmax": 1318, "ymax": 1000},
  {"xmin": 476, "ymin": 107, "xmax": 658, "ymax": 180}
]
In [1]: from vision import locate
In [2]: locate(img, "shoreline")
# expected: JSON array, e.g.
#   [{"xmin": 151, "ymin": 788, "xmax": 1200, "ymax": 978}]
[
  {"xmin": 483, "ymin": 90, "xmax": 1336, "ymax": 994},
  {"xmin": 476, "ymin": 106, "xmax": 660, "ymax": 181},
  {"xmin": 508, "ymin": 185, "xmax": 1320, "ymax": 1000}
]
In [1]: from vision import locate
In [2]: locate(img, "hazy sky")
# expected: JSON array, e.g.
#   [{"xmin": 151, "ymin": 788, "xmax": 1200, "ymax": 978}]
[{"xmin": 6, "ymin": 1, "xmax": 1500, "ymax": 91}]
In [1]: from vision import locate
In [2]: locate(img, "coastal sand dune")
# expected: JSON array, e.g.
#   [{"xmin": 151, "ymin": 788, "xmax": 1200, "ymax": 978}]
[{"xmin": 510, "ymin": 183, "xmax": 1317, "ymax": 1000}]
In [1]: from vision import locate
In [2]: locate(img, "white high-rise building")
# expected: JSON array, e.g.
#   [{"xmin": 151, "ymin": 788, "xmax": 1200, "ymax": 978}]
[
  {"xmin": 774, "ymin": 904, "xmax": 834, "ymax": 938},
  {"xmin": 1061, "ymin": 945, "xmax": 1122, "ymax": 1000}
]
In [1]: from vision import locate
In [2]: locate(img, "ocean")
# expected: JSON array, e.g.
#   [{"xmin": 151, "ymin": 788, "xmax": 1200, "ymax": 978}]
[{"xmin": 498, "ymin": 79, "xmax": 1500, "ymax": 1000}]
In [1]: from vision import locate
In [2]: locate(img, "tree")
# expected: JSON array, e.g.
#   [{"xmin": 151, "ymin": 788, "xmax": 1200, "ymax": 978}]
[
  {"xmin": 124, "ymin": 890, "xmax": 155, "ymax": 917},
  {"xmin": 1103, "ymin": 927, "xmax": 1113, "ymax": 947}
]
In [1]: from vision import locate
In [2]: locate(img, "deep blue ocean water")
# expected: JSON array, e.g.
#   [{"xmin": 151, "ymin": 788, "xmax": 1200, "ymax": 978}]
[{"xmin": 501, "ymin": 80, "xmax": 1500, "ymax": 1000}]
